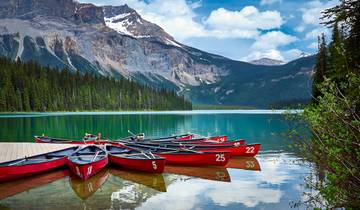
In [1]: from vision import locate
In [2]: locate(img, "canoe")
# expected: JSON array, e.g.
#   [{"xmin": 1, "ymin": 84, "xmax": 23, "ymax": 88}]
[
  {"xmin": 118, "ymin": 143, "xmax": 230, "ymax": 166},
  {"xmin": 117, "ymin": 140, "xmax": 260, "ymax": 157},
  {"xmin": 34, "ymin": 135, "xmax": 109, "ymax": 145},
  {"xmin": 110, "ymin": 168, "xmax": 167, "ymax": 192},
  {"xmin": 67, "ymin": 145, "xmax": 108, "ymax": 180},
  {"xmin": 0, "ymin": 146, "xmax": 78, "ymax": 182},
  {"xmin": 143, "ymin": 135, "xmax": 226, "ymax": 143},
  {"xmin": 197, "ymin": 144, "xmax": 261, "ymax": 157},
  {"xmin": 142, "ymin": 139, "xmax": 246, "ymax": 147},
  {"xmin": 118, "ymin": 133, "xmax": 194, "ymax": 142},
  {"xmin": 105, "ymin": 145, "xmax": 165, "ymax": 173},
  {"xmin": 208, "ymin": 135, "xmax": 227, "ymax": 142},
  {"xmin": 70, "ymin": 168, "xmax": 109, "ymax": 200}
]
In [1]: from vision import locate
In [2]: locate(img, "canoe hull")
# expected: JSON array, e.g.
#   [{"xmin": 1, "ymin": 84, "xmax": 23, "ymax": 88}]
[
  {"xmin": 109, "ymin": 155, "xmax": 165, "ymax": 173},
  {"xmin": 198, "ymin": 144, "xmax": 261, "ymax": 157},
  {"xmin": 67, "ymin": 157, "xmax": 108, "ymax": 180},
  {"xmin": 0, "ymin": 157, "xmax": 67, "ymax": 182},
  {"xmin": 209, "ymin": 135, "xmax": 228, "ymax": 142},
  {"xmin": 157, "ymin": 152, "xmax": 230, "ymax": 166},
  {"xmin": 179, "ymin": 134, "xmax": 194, "ymax": 140},
  {"xmin": 34, "ymin": 136, "xmax": 108, "ymax": 145}
]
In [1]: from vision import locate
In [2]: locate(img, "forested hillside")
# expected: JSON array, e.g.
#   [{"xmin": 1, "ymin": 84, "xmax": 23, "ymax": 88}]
[{"xmin": 0, "ymin": 58, "xmax": 192, "ymax": 111}]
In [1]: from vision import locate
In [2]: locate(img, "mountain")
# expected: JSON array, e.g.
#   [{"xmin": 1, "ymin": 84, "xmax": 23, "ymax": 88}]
[
  {"xmin": 250, "ymin": 58, "xmax": 285, "ymax": 66},
  {"xmin": 0, "ymin": 0, "xmax": 316, "ymax": 108}
]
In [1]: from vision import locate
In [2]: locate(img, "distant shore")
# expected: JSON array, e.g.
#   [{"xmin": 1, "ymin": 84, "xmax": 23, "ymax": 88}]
[{"xmin": 0, "ymin": 110, "xmax": 303, "ymax": 118}]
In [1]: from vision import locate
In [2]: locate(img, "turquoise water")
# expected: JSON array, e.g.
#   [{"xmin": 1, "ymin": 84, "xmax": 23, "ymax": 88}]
[{"xmin": 0, "ymin": 111, "xmax": 312, "ymax": 210}]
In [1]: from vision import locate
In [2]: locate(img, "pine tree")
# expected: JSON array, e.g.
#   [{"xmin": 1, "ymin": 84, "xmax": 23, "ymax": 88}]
[
  {"xmin": 328, "ymin": 22, "xmax": 347, "ymax": 83},
  {"xmin": 312, "ymin": 33, "xmax": 328, "ymax": 102}
]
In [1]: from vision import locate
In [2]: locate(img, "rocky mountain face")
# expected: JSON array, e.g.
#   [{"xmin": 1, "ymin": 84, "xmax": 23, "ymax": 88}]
[
  {"xmin": 0, "ymin": 0, "xmax": 315, "ymax": 108},
  {"xmin": 250, "ymin": 58, "xmax": 286, "ymax": 66}
]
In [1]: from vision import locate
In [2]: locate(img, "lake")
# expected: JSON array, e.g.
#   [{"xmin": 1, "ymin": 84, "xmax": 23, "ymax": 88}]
[{"xmin": 0, "ymin": 111, "xmax": 312, "ymax": 210}]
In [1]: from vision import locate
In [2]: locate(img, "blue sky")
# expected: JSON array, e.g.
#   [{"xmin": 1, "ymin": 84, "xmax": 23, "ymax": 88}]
[{"xmin": 80, "ymin": 0, "xmax": 338, "ymax": 62}]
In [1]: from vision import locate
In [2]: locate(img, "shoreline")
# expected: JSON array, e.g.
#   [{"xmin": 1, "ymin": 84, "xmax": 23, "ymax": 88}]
[{"xmin": 0, "ymin": 110, "xmax": 303, "ymax": 118}]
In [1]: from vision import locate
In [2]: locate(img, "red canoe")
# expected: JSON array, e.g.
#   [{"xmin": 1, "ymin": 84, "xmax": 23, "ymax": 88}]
[
  {"xmin": 208, "ymin": 135, "xmax": 228, "ymax": 142},
  {"xmin": 67, "ymin": 145, "xmax": 108, "ymax": 180},
  {"xmin": 158, "ymin": 152, "xmax": 230, "ymax": 166},
  {"xmin": 34, "ymin": 135, "xmax": 109, "ymax": 145},
  {"xmin": 145, "ymin": 139, "xmax": 246, "ymax": 147},
  {"xmin": 118, "ymin": 143, "xmax": 230, "ymax": 166},
  {"xmin": 0, "ymin": 146, "xmax": 78, "ymax": 182},
  {"xmin": 118, "ymin": 140, "xmax": 260, "ymax": 157},
  {"xmin": 105, "ymin": 145, "xmax": 165, "ymax": 173},
  {"xmin": 148, "ymin": 137, "xmax": 235, "ymax": 144},
  {"xmin": 144, "ymin": 135, "xmax": 226, "ymax": 143},
  {"xmin": 197, "ymin": 144, "xmax": 261, "ymax": 157}
]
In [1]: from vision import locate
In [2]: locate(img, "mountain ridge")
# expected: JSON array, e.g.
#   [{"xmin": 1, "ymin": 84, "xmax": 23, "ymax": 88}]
[
  {"xmin": 0, "ymin": 0, "xmax": 316, "ymax": 108},
  {"xmin": 250, "ymin": 58, "xmax": 286, "ymax": 66}
]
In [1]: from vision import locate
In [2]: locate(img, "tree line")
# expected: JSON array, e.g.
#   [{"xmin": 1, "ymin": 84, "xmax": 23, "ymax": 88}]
[
  {"xmin": 294, "ymin": 0, "xmax": 359, "ymax": 208},
  {"xmin": 0, "ymin": 58, "xmax": 192, "ymax": 111}
]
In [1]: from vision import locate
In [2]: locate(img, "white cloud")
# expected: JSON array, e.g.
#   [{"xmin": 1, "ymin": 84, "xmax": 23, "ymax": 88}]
[
  {"xmin": 300, "ymin": 0, "xmax": 338, "ymax": 26},
  {"xmin": 243, "ymin": 49, "xmax": 285, "ymax": 61},
  {"xmin": 260, "ymin": 0, "xmax": 282, "ymax": 5},
  {"xmin": 251, "ymin": 31, "xmax": 298, "ymax": 50},
  {"xmin": 203, "ymin": 6, "xmax": 284, "ymax": 39},
  {"xmin": 294, "ymin": 25, "xmax": 305, "ymax": 33},
  {"xmin": 305, "ymin": 27, "xmax": 330, "ymax": 40},
  {"xmin": 308, "ymin": 42, "xmax": 318, "ymax": 49},
  {"xmin": 282, "ymin": 48, "xmax": 303, "ymax": 61},
  {"xmin": 243, "ymin": 31, "xmax": 299, "ymax": 61},
  {"xmin": 205, "ymin": 6, "xmax": 283, "ymax": 31}
]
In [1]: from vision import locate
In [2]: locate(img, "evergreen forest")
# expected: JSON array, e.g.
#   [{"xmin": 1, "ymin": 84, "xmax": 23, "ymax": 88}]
[{"xmin": 0, "ymin": 58, "xmax": 192, "ymax": 111}]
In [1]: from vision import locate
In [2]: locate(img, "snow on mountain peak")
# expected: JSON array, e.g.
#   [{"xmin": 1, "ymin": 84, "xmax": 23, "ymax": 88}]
[
  {"xmin": 250, "ymin": 58, "xmax": 286, "ymax": 66},
  {"xmin": 103, "ymin": 5, "xmax": 180, "ymax": 47}
]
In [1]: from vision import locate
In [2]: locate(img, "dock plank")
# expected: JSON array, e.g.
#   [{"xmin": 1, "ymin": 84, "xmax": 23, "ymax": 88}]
[{"xmin": 0, "ymin": 143, "xmax": 75, "ymax": 163}]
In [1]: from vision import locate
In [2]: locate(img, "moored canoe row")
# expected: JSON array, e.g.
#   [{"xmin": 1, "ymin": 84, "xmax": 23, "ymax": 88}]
[{"xmin": 0, "ymin": 133, "xmax": 261, "ymax": 182}]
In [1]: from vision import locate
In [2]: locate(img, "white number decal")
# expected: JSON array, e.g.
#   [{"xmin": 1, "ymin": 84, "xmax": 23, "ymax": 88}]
[
  {"xmin": 152, "ymin": 161, "xmax": 157, "ymax": 170},
  {"xmin": 87, "ymin": 166, "xmax": 92, "ymax": 175},
  {"xmin": 246, "ymin": 147, "xmax": 255, "ymax": 153},
  {"xmin": 216, "ymin": 154, "xmax": 226, "ymax": 162},
  {"xmin": 219, "ymin": 137, "xmax": 225, "ymax": 142},
  {"xmin": 246, "ymin": 161, "xmax": 255, "ymax": 168}
]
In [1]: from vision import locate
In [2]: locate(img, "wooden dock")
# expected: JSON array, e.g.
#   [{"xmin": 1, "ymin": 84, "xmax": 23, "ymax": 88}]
[{"xmin": 0, "ymin": 143, "xmax": 75, "ymax": 163}]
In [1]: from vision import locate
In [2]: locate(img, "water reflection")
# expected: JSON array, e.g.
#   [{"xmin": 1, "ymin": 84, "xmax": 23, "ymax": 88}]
[
  {"xmin": 226, "ymin": 157, "xmax": 261, "ymax": 171},
  {"xmin": 69, "ymin": 169, "xmax": 109, "ymax": 200},
  {"xmin": 0, "ymin": 169, "xmax": 69, "ymax": 200},
  {"xmin": 110, "ymin": 168, "xmax": 167, "ymax": 192},
  {"xmin": 164, "ymin": 166, "xmax": 231, "ymax": 182},
  {"xmin": 0, "ymin": 153, "xmax": 310, "ymax": 209}
]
